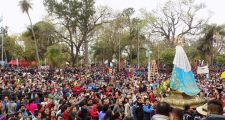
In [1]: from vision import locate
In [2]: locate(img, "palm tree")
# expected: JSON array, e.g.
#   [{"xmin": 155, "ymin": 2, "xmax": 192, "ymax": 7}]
[
  {"xmin": 19, "ymin": 0, "xmax": 40, "ymax": 64},
  {"xmin": 197, "ymin": 24, "xmax": 225, "ymax": 65}
]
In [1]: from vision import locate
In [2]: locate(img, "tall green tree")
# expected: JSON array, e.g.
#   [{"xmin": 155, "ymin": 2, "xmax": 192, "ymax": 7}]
[
  {"xmin": 160, "ymin": 47, "xmax": 175, "ymax": 68},
  {"xmin": 127, "ymin": 17, "xmax": 148, "ymax": 65},
  {"xmin": 4, "ymin": 36, "xmax": 24, "ymax": 60},
  {"xmin": 184, "ymin": 42, "xmax": 201, "ymax": 62},
  {"xmin": 19, "ymin": 0, "xmax": 40, "ymax": 64},
  {"xmin": 44, "ymin": 0, "xmax": 80, "ymax": 66},
  {"xmin": 44, "ymin": 0, "xmax": 110, "ymax": 66},
  {"xmin": 21, "ymin": 32, "xmax": 36, "ymax": 61},
  {"xmin": 197, "ymin": 24, "xmax": 225, "ymax": 65},
  {"xmin": 214, "ymin": 54, "xmax": 225, "ymax": 67},
  {"xmin": 117, "ymin": 8, "xmax": 148, "ymax": 65},
  {"xmin": 78, "ymin": 0, "xmax": 95, "ymax": 65},
  {"xmin": 25, "ymin": 21, "xmax": 56, "ymax": 59},
  {"xmin": 45, "ymin": 44, "xmax": 70, "ymax": 68},
  {"xmin": 92, "ymin": 13, "xmax": 148, "ymax": 66},
  {"xmin": 92, "ymin": 17, "xmax": 127, "ymax": 66}
]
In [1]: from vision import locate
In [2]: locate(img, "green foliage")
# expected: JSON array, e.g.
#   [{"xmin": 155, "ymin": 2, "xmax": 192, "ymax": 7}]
[
  {"xmin": 19, "ymin": 0, "xmax": 40, "ymax": 64},
  {"xmin": 92, "ymin": 10, "xmax": 148, "ymax": 66},
  {"xmin": 160, "ymin": 48, "xmax": 175, "ymax": 68},
  {"xmin": 92, "ymin": 39, "xmax": 114, "ymax": 63},
  {"xmin": 26, "ymin": 21, "xmax": 56, "ymax": 59},
  {"xmin": 44, "ymin": 0, "xmax": 109, "ymax": 65},
  {"xmin": 197, "ymin": 24, "xmax": 225, "ymax": 65},
  {"xmin": 20, "ymin": 32, "xmax": 36, "ymax": 61},
  {"xmin": 120, "ymin": 9, "xmax": 148, "ymax": 65},
  {"xmin": 14, "ymin": 0, "xmax": 223, "ymax": 68},
  {"xmin": 129, "ymin": 48, "xmax": 148, "ymax": 65},
  {"xmin": 77, "ymin": 0, "xmax": 96, "ymax": 33},
  {"xmin": 184, "ymin": 43, "xmax": 201, "ymax": 62},
  {"xmin": 19, "ymin": 0, "xmax": 32, "ymax": 13},
  {"xmin": 122, "ymin": 8, "xmax": 135, "ymax": 18},
  {"xmin": 44, "ymin": 0, "xmax": 81, "ymax": 66},
  {"xmin": 4, "ymin": 36, "xmax": 24, "ymax": 60},
  {"xmin": 214, "ymin": 54, "xmax": 225, "ymax": 66},
  {"xmin": 157, "ymin": 80, "xmax": 170, "ymax": 96},
  {"xmin": 45, "ymin": 44, "xmax": 70, "ymax": 67},
  {"xmin": 91, "ymin": 17, "xmax": 124, "ymax": 63}
]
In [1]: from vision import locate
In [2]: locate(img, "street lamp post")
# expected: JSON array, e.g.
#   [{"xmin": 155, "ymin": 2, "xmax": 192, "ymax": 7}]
[
  {"xmin": 147, "ymin": 49, "xmax": 152, "ymax": 81},
  {"xmin": 144, "ymin": 44, "xmax": 152, "ymax": 82},
  {"xmin": 1, "ymin": 27, "xmax": 3, "ymax": 62},
  {"xmin": 137, "ymin": 27, "xmax": 140, "ymax": 69},
  {"xmin": 118, "ymin": 32, "xmax": 121, "ymax": 70},
  {"xmin": 0, "ymin": 26, "xmax": 7, "ymax": 62}
]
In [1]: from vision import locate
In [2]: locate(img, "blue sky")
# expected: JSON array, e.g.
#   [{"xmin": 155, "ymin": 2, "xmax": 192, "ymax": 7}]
[{"xmin": 0, "ymin": 0, "xmax": 225, "ymax": 34}]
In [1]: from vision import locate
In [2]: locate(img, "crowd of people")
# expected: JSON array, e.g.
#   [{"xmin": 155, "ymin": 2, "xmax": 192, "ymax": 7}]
[{"xmin": 0, "ymin": 65, "xmax": 224, "ymax": 120}]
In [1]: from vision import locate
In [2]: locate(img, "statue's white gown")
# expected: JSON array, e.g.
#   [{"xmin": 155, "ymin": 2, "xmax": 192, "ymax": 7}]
[{"xmin": 170, "ymin": 45, "xmax": 200, "ymax": 96}]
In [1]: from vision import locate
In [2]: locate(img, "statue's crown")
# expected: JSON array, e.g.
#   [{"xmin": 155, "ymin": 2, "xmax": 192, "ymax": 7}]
[{"xmin": 175, "ymin": 36, "xmax": 184, "ymax": 45}]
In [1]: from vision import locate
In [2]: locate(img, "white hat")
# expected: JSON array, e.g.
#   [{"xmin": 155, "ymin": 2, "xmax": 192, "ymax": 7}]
[
  {"xmin": 197, "ymin": 103, "xmax": 225, "ymax": 116},
  {"xmin": 196, "ymin": 103, "xmax": 208, "ymax": 116}
]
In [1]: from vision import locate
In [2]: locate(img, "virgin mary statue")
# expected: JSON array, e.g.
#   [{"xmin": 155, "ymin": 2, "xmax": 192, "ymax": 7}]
[{"xmin": 170, "ymin": 37, "xmax": 200, "ymax": 96}]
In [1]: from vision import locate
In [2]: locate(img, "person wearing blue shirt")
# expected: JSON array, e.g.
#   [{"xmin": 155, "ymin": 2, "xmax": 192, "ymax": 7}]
[
  {"xmin": 16, "ymin": 100, "xmax": 21, "ymax": 112},
  {"xmin": 2, "ymin": 96, "xmax": 8, "ymax": 112},
  {"xmin": 19, "ymin": 104, "xmax": 29, "ymax": 120},
  {"xmin": 98, "ymin": 105, "xmax": 108, "ymax": 120},
  {"xmin": 143, "ymin": 99, "xmax": 153, "ymax": 120}
]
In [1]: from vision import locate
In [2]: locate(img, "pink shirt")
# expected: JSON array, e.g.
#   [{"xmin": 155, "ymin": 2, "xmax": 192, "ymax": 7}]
[{"xmin": 26, "ymin": 103, "xmax": 37, "ymax": 114}]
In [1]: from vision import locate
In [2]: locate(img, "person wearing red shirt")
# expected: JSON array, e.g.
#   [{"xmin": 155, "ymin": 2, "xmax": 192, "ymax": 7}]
[
  {"xmin": 62, "ymin": 106, "xmax": 70, "ymax": 120},
  {"xmin": 89, "ymin": 104, "xmax": 99, "ymax": 120},
  {"xmin": 26, "ymin": 99, "xmax": 37, "ymax": 115},
  {"xmin": 149, "ymin": 91, "xmax": 155, "ymax": 103},
  {"xmin": 73, "ymin": 85, "xmax": 82, "ymax": 95}
]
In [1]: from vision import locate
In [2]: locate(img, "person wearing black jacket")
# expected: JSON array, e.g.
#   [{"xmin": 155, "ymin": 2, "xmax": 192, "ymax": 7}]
[
  {"xmin": 183, "ymin": 105, "xmax": 194, "ymax": 120},
  {"xmin": 78, "ymin": 103, "xmax": 91, "ymax": 120},
  {"xmin": 134, "ymin": 98, "xmax": 143, "ymax": 120},
  {"xmin": 204, "ymin": 99, "xmax": 225, "ymax": 120}
]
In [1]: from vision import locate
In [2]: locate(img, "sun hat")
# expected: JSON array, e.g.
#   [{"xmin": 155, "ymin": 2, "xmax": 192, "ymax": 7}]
[
  {"xmin": 197, "ymin": 103, "xmax": 225, "ymax": 116},
  {"xmin": 196, "ymin": 103, "xmax": 208, "ymax": 116}
]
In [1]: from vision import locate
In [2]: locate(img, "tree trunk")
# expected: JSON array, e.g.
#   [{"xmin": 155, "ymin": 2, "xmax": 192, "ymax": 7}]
[
  {"xmin": 27, "ymin": 12, "xmax": 40, "ymax": 64},
  {"xmin": 74, "ymin": 52, "xmax": 79, "ymax": 66},
  {"xmin": 74, "ymin": 47, "xmax": 80, "ymax": 66},
  {"xmin": 83, "ymin": 35, "xmax": 89, "ymax": 66},
  {"xmin": 70, "ymin": 41, "xmax": 75, "ymax": 67},
  {"xmin": 205, "ymin": 54, "xmax": 211, "ymax": 66}
]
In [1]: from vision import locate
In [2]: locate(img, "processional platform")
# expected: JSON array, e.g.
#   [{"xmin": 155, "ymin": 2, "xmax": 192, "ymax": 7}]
[{"xmin": 161, "ymin": 91, "xmax": 206, "ymax": 109}]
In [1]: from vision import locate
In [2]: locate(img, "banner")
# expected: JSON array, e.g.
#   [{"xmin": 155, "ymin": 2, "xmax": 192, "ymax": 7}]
[{"xmin": 197, "ymin": 65, "xmax": 209, "ymax": 74}]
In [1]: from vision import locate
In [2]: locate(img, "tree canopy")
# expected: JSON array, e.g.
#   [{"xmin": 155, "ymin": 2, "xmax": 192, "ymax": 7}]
[
  {"xmin": 197, "ymin": 24, "xmax": 225, "ymax": 65},
  {"xmin": 7, "ymin": 0, "xmax": 225, "ymax": 68},
  {"xmin": 45, "ymin": 44, "xmax": 70, "ymax": 67}
]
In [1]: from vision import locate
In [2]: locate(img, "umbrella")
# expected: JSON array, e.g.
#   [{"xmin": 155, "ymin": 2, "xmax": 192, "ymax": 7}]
[
  {"xmin": 220, "ymin": 71, "xmax": 225, "ymax": 79},
  {"xmin": 8, "ymin": 60, "xmax": 17, "ymax": 66},
  {"xmin": 19, "ymin": 59, "xmax": 29, "ymax": 67}
]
